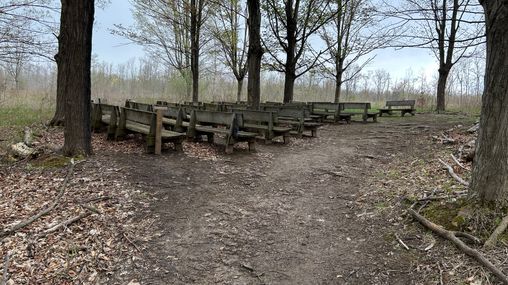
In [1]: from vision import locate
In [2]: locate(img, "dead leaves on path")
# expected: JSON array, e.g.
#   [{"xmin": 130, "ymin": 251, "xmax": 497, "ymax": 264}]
[{"xmin": 0, "ymin": 157, "xmax": 142, "ymax": 284}]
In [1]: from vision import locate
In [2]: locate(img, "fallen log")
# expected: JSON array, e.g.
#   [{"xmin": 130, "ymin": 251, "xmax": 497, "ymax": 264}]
[{"xmin": 409, "ymin": 209, "xmax": 508, "ymax": 284}]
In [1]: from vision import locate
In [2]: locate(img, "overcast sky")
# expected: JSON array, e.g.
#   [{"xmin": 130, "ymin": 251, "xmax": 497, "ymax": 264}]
[{"xmin": 92, "ymin": 0, "xmax": 439, "ymax": 81}]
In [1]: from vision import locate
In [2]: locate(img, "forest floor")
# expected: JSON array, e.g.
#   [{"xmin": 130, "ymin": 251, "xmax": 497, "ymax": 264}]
[{"xmin": 3, "ymin": 112, "xmax": 507, "ymax": 285}]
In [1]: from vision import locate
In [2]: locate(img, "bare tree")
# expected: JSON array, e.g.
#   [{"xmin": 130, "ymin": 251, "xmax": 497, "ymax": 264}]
[
  {"xmin": 246, "ymin": 0, "xmax": 262, "ymax": 108},
  {"xmin": 114, "ymin": 0, "xmax": 208, "ymax": 102},
  {"xmin": 373, "ymin": 68, "xmax": 390, "ymax": 100},
  {"xmin": 208, "ymin": 0, "xmax": 248, "ymax": 102},
  {"xmin": 262, "ymin": 0, "xmax": 336, "ymax": 103},
  {"xmin": 470, "ymin": 0, "xmax": 508, "ymax": 205},
  {"xmin": 320, "ymin": 0, "xmax": 392, "ymax": 103},
  {"xmin": 384, "ymin": 0, "xmax": 485, "ymax": 112}
]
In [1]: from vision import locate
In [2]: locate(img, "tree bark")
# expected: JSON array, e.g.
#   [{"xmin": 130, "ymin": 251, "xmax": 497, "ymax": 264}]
[
  {"xmin": 282, "ymin": 0, "xmax": 297, "ymax": 104},
  {"xmin": 190, "ymin": 0, "xmax": 200, "ymax": 103},
  {"xmin": 334, "ymin": 65, "xmax": 344, "ymax": 103},
  {"xmin": 470, "ymin": 0, "xmax": 508, "ymax": 205},
  {"xmin": 283, "ymin": 69, "xmax": 296, "ymax": 103},
  {"xmin": 436, "ymin": 66, "xmax": 450, "ymax": 112},
  {"xmin": 247, "ymin": 0, "xmax": 262, "ymax": 110},
  {"xmin": 50, "ymin": 74, "xmax": 65, "ymax": 126},
  {"xmin": 236, "ymin": 78, "xmax": 243, "ymax": 102},
  {"xmin": 60, "ymin": 0, "xmax": 94, "ymax": 156}
]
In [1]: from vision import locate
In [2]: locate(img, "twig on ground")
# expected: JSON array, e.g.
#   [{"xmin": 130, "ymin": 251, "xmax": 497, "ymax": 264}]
[
  {"xmin": 395, "ymin": 234, "xmax": 410, "ymax": 250},
  {"xmin": 484, "ymin": 215, "xmax": 508, "ymax": 248},
  {"xmin": 37, "ymin": 211, "xmax": 92, "ymax": 238},
  {"xmin": 438, "ymin": 158, "xmax": 469, "ymax": 186},
  {"xmin": 0, "ymin": 161, "xmax": 78, "ymax": 239},
  {"xmin": 409, "ymin": 209, "xmax": 508, "ymax": 284},
  {"xmin": 123, "ymin": 232, "xmax": 143, "ymax": 253},
  {"xmin": 2, "ymin": 253, "xmax": 10, "ymax": 285},
  {"xmin": 451, "ymin": 154, "xmax": 467, "ymax": 170}
]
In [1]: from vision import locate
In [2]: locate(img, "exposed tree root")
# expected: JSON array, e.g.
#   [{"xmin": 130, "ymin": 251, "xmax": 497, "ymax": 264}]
[
  {"xmin": 484, "ymin": 215, "xmax": 508, "ymax": 248},
  {"xmin": 409, "ymin": 209, "xmax": 508, "ymax": 284},
  {"xmin": 438, "ymin": 158, "xmax": 469, "ymax": 186}
]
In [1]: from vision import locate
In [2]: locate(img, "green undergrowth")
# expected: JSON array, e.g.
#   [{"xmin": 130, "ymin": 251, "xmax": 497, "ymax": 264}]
[
  {"xmin": 28, "ymin": 154, "xmax": 85, "ymax": 169},
  {"xmin": 421, "ymin": 199, "xmax": 508, "ymax": 242},
  {"xmin": 0, "ymin": 106, "xmax": 53, "ymax": 127}
]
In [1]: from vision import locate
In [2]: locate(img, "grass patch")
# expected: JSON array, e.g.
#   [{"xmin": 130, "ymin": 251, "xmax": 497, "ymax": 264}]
[{"xmin": 0, "ymin": 106, "xmax": 53, "ymax": 127}]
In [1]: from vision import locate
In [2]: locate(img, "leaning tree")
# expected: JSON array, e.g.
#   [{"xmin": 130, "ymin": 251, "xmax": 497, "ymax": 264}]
[{"xmin": 470, "ymin": 0, "xmax": 508, "ymax": 205}]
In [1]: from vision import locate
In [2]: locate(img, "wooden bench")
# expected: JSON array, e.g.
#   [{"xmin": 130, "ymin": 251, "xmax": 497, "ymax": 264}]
[
  {"xmin": 379, "ymin": 100, "xmax": 416, "ymax": 117},
  {"xmin": 91, "ymin": 103, "xmax": 119, "ymax": 139},
  {"xmin": 116, "ymin": 107, "xmax": 186, "ymax": 153},
  {"xmin": 125, "ymin": 100, "xmax": 154, "ymax": 112},
  {"xmin": 340, "ymin": 102, "xmax": 378, "ymax": 122},
  {"xmin": 187, "ymin": 110, "xmax": 257, "ymax": 154},
  {"xmin": 161, "ymin": 106, "xmax": 189, "ymax": 133},
  {"xmin": 232, "ymin": 109, "xmax": 292, "ymax": 144},
  {"xmin": 262, "ymin": 106, "xmax": 321, "ymax": 137},
  {"xmin": 310, "ymin": 102, "xmax": 352, "ymax": 123}
]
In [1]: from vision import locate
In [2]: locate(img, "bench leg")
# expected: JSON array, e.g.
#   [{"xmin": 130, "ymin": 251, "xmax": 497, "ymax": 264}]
[
  {"xmin": 401, "ymin": 111, "xmax": 405, "ymax": 117},
  {"xmin": 373, "ymin": 115, "xmax": 378, "ymax": 123},
  {"xmin": 283, "ymin": 135, "xmax": 290, "ymax": 144},
  {"xmin": 311, "ymin": 129, "xmax": 317, "ymax": 137},
  {"xmin": 206, "ymin": 133, "xmax": 214, "ymax": 143},
  {"xmin": 248, "ymin": 140, "xmax": 256, "ymax": 152},
  {"xmin": 145, "ymin": 135, "xmax": 155, "ymax": 154},
  {"xmin": 174, "ymin": 141, "xmax": 183, "ymax": 152},
  {"xmin": 225, "ymin": 144, "xmax": 233, "ymax": 154}
]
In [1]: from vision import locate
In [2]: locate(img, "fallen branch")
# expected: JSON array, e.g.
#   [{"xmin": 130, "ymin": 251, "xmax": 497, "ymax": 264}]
[
  {"xmin": 409, "ymin": 209, "xmax": 508, "ymax": 284},
  {"xmin": 395, "ymin": 234, "xmax": 410, "ymax": 250},
  {"xmin": 484, "ymin": 215, "xmax": 508, "ymax": 248},
  {"xmin": 438, "ymin": 159, "xmax": 469, "ymax": 186},
  {"xmin": 0, "ymin": 161, "xmax": 78, "ymax": 239},
  {"xmin": 2, "ymin": 253, "xmax": 10, "ymax": 285},
  {"xmin": 37, "ymin": 211, "xmax": 92, "ymax": 238},
  {"xmin": 451, "ymin": 154, "xmax": 467, "ymax": 170},
  {"xmin": 123, "ymin": 232, "xmax": 143, "ymax": 253}
]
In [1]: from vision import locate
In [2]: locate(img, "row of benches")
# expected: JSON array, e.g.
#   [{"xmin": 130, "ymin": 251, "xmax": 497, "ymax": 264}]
[
  {"xmin": 170, "ymin": 100, "xmax": 416, "ymax": 123},
  {"xmin": 91, "ymin": 101, "xmax": 323, "ymax": 154}
]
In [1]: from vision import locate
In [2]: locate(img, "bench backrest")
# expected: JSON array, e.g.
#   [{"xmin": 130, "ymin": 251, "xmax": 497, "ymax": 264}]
[
  {"xmin": 386, "ymin": 100, "xmax": 416, "ymax": 108},
  {"xmin": 311, "ymin": 102, "xmax": 340, "ymax": 113},
  {"xmin": 188, "ymin": 110, "xmax": 243, "ymax": 137},
  {"xmin": 232, "ymin": 109, "xmax": 276, "ymax": 128},
  {"xmin": 340, "ymin": 102, "xmax": 371, "ymax": 110},
  {"xmin": 122, "ymin": 107, "xmax": 154, "ymax": 126},
  {"xmin": 125, "ymin": 100, "xmax": 154, "ymax": 112},
  {"xmin": 92, "ymin": 103, "xmax": 119, "ymax": 126}
]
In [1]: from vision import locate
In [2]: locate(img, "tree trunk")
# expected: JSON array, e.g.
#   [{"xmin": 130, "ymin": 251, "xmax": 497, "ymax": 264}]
[
  {"xmin": 247, "ymin": 0, "xmax": 262, "ymax": 110},
  {"xmin": 236, "ymin": 78, "xmax": 243, "ymax": 102},
  {"xmin": 436, "ymin": 67, "xmax": 450, "ymax": 112},
  {"xmin": 190, "ymin": 0, "xmax": 200, "ymax": 103},
  {"xmin": 283, "ymin": 70, "xmax": 296, "ymax": 103},
  {"xmin": 470, "ymin": 0, "xmax": 508, "ymax": 205},
  {"xmin": 50, "ymin": 77, "xmax": 65, "ymax": 126},
  {"xmin": 334, "ymin": 67, "xmax": 344, "ymax": 103},
  {"xmin": 60, "ymin": 0, "xmax": 94, "ymax": 156}
]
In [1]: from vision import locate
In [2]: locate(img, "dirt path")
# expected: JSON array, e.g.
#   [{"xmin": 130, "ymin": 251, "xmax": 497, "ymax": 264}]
[{"xmin": 109, "ymin": 114, "xmax": 469, "ymax": 284}]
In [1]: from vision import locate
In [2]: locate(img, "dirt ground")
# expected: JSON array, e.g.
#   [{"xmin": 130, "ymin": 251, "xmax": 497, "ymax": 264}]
[
  {"xmin": 92, "ymin": 113, "xmax": 478, "ymax": 285},
  {"xmin": 3, "ymin": 113, "xmax": 492, "ymax": 284}
]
